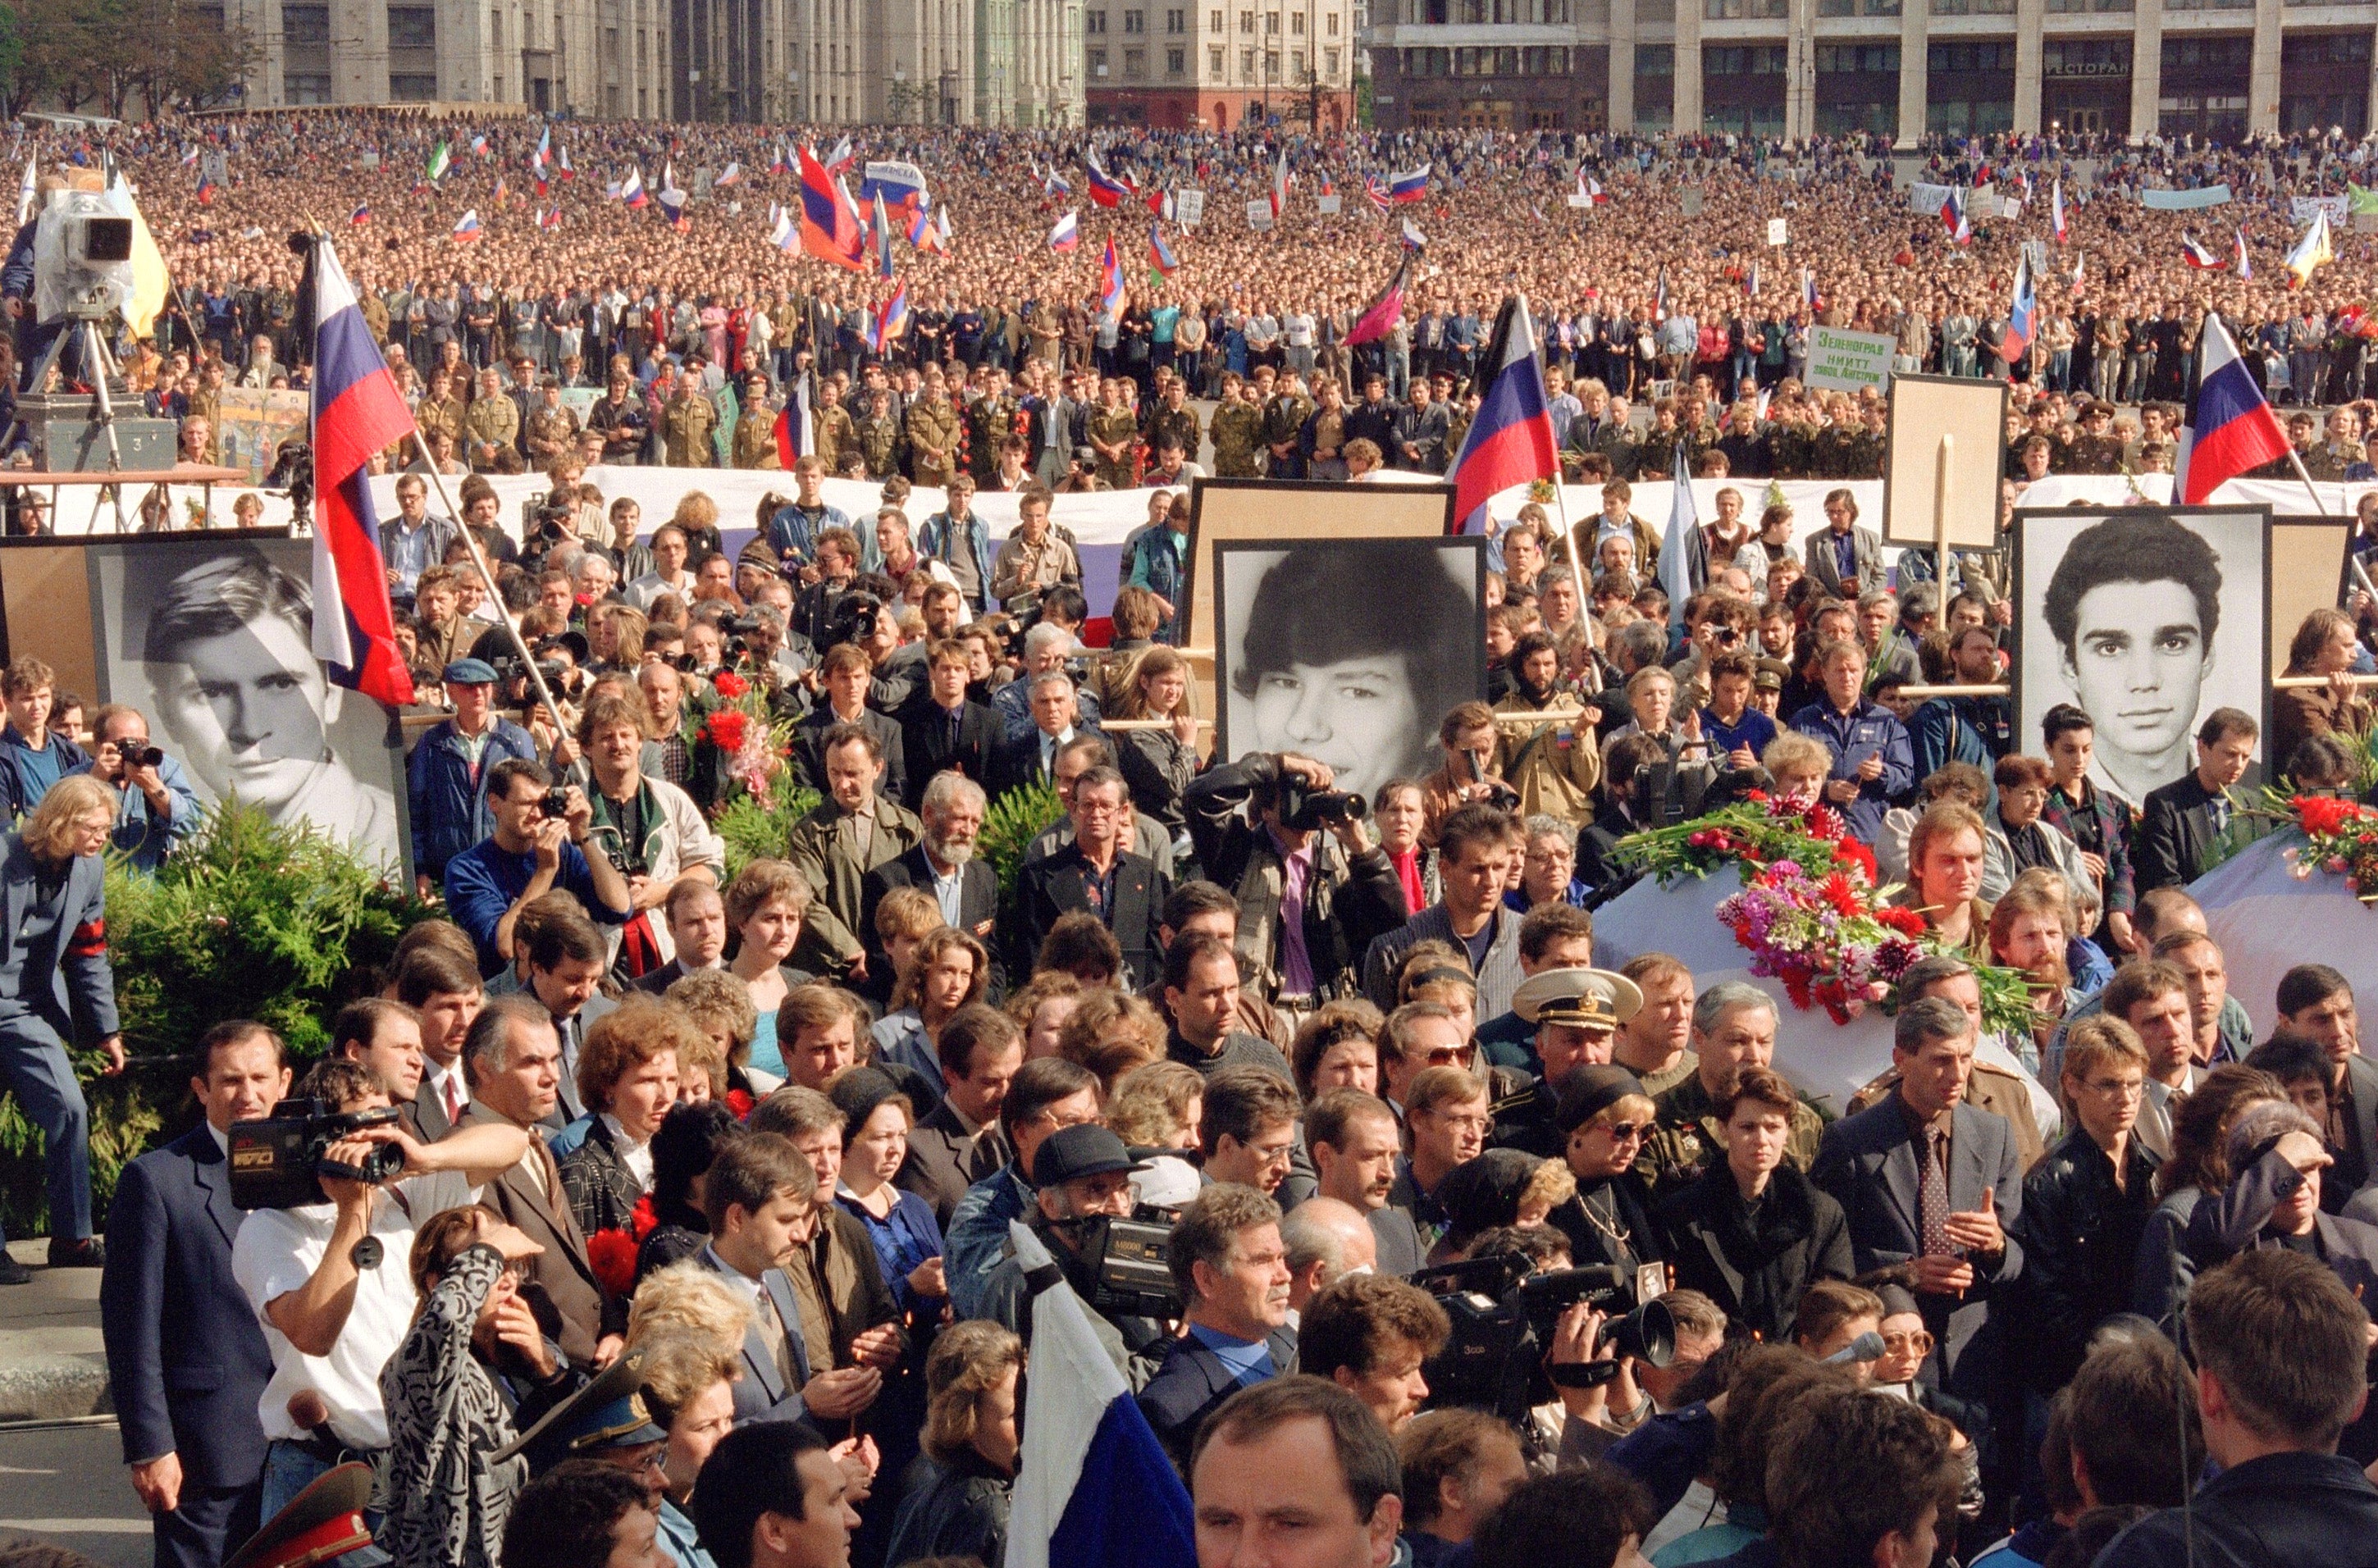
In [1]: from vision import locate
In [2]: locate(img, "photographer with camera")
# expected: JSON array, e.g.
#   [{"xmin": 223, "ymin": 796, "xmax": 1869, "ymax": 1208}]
[
  {"xmin": 990, "ymin": 488, "xmax": 1082, "ymax": 606},
  {"xmin": 1183, "ymin": 750, "xmax": 1408, "ymax": 1019},
  {"xmin": 442, "ymin": 756, "xmax": 633, "ymax": 980},
  {"xmin": 408, "ymin": 659, "xmax": 540, "ymax": 902},
  {"xmin": 976, "ymin": 1124, "xmax": 1171, "ymax": 1386},
  {"xmin": 572, "ymin": 691, "xmax": 723, "ymax": 981},
  {"xmin": 227, "ymin": 1056, "xmax": 532, "ymax": 1516},
  {"xmin": 794, "ymin": 526, "xmax": 865, "ymax": 648},
  {"xmin": 66, "ymin": 703, "xmax": 199, "ymax": 875}
]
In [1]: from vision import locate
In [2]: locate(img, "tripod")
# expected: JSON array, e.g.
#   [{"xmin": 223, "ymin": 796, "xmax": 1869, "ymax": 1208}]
[{"xmin": 17, "ymin": 316, "xmax": 130, "ymax": 532}]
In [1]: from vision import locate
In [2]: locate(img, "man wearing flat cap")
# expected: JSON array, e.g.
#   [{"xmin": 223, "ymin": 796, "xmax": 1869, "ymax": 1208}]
[
  {"xmin": 976, "ymin": 1124, "xmax": 1168, "ymax": 1386},
  {"xmin": 407, "ymin": 658, "xmax": 538, "ymax": 900},
  {"xmin": 1490, "ymin": 966, "xmax": 1643, "ymax": 1160}
]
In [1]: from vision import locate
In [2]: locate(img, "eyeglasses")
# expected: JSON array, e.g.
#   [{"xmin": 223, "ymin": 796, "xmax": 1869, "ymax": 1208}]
[
  {"xmin": 1603, "ymin": 1122, "xmax": 1650, "ymax": 1143},
  {"xmin": 1429, "ymin": 1111, "xmax": 1494, "ymax": 1136},
  {"xmin": 1882, "ymin": 1330, "xmax": 1936, "ymax": 1354},
  {"xmin": 1419, "ymin": 1046, "xmax": 1477, "ymax": 1067}
]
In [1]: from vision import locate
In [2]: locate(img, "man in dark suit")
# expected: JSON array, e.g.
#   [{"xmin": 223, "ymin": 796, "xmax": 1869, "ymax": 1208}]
[
  {"xmin": 454, "ymin": 996, "xmax": 624, "ymax": 1367},
  {"xmin": 1801, "ymin": 487, "xmax": 1886, "ymax": 598},
  {"xmin": 1812, "ymin": 997, "xmax": 2024, "ymax": 1401},
  {"xmin": 1139, "ymin": 1182, "xmax": 1298, "ymax": 1472},
  {"xmin": 1016, "ymin": 765, "xmax": 1168, "ymax": 987},
  {"xmin": 897, "ymin": 1005, "xmax": 1025, "ymax": 1228},
  {"xmin": 2273, "ymin": 964, "xmax": 2378, "ymax": 1199},
  {"xmin": 500, "ymin": 900, "xmax": 620, "ymax": 1125},
  {"xmin": 2134, "ymin": 708, "xmax": 2261, "ymax": 894},
  {"xmin": 898, "ymin": 640, "xmax": 1002, "ymax": 812},
  {"xmin": 630, "ymin": 879, "xmax": 729, "ymax": 997},
  {"xmin": 860, "ymin": 773, "xmax": 1000, "ymax": 978},
  {"xmin": 794, "ymin": 644, "xmax": 908, "ymax": 805},
  {"xmin": 392, "ymin": 946, "xmax": 485, "ymax": 1142},
  {"xmin": 101, "ymin": 1021, "xmax": 291, "ymax": 1568},
  {"xmin": 988, "ymin": 671, "xmax": 1102, "ymax": 803}
]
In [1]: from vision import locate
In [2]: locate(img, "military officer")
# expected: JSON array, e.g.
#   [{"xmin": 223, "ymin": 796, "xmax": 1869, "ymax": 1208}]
[
  {"xmin": 662, "ymin": 377, "xmax": 719, "ymax": 468},
  {"xmin": 906, "ymin": 384, "xmax": 964, "ymax": 487},
  {"xmin": 1490, "ymin": 967, "xmax": 1645, "ymax": 1160}
]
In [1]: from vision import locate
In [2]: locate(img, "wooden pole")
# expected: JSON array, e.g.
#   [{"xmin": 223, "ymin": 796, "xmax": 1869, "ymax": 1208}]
[
  {"xmin": 1892, "ymin": 683, "xmax": 2011, "ymax": 700},
  {"xmin": 1934, "ymin": 431, "xmax": 1953, "ymax": 592}
]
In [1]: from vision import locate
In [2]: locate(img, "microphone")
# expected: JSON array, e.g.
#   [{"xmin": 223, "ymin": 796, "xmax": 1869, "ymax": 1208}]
[{"xmin": 1825, "ymin": 1330, "xmax": 1887, "ymax": 1365}]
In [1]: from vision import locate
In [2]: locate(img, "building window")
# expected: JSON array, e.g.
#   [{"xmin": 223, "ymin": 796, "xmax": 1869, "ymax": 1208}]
[
  {"xmin": 2282, "ymin": 31, "xmax": 2372, "ymax": 64},
  {"xmin": 1815, "ymin": 42, "xmax": 1898, "ymax": 71},
  {"xmin": 1928, "ymin": 41, "xmax": 2018, "ymax": 71},
  {"xmin": 1125, "ymin": 44, "xmax": 1145, "ymax": 71},
  {"xmin": 1211, "ymin": 7, "xmax": 1222, "ymax": 23},
  {"xmin": 1087, "ymin": 9, "xmax": 1106, "ymax": 28},
  {"xmin": 387, "ymin": 5, "xmax": 436, "ymax": 47},
  {"xmin": 1328, "ymin": 10, "xmax": 1340, "ymax": 30},
  {"xmin": 1704, "ymin": 0, "xmax": 1786, "ymax": 16},
  {"xmin": 390, "ymin": 71, "xmax": 439, "ymax": 97},
  {"xmin": 1211, "ymin": 43, "xmax": 1224, "ymax": 68},
  {"xmin": 1243, "ymin": 43, "xmax": 1257, "ymax": 71},
  {"xmin": 1265, "ymin": 8, "xmax": 1278, "ymax": 30},
  {"xmin": 1292, "ymin": 47, "xmax": 1305, "ymax": 73},
  {"xmin": 1167, "ymin": 7, "xmax": 1184, "ymax": 27},
  {"xmin": 283, "ymin": 71, "xmax": 332, "ymax": 99},
  {"xmin": 1091, "ymin": 45, "xmax": 1108, "ymax": 71},
  {"xmin": 1325, "ymin": 44, "xmax": 1340, "ymax": 71},
  {"xmin": 1125, "ymin": 9, "xmax": 1144, "ymax": 30},
  {"xmin": 282, "ymin": 3, "xmax": 330, "ymax": 41},
  {"xmin": 2043, "ymin": 39, "xmax": 2130, "ymax": 75},
  {"xmin": 1638, "ymin": 44, "xmax": 1673, "ymax": 75},
  {"xmin": 1266, "ymin": 47, "xmax": 1280, "ymax": 72},
  {"xmin": 1291, "ymin": 8, "xmax": 1304, "ymax": 28},
  {"xmin": 1168, "ymin": 43, "xmax": 1185, "ymax": 69},
  {"xmin": 1241, "ymin": 8, "xmax": 1253, "ymax": 26}
]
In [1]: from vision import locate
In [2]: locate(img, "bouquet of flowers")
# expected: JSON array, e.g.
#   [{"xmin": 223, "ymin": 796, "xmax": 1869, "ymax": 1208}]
[
  {"xmin": 1714, "ymin": 859, "xmax": 1931, "ymax": 1023},
  {"xmin": 2280, "ymin": 793, "xmax": 2378, "ymax": 905},
  {"xmin": 687, "ymin": 668, "xmax": 796, "ymax": 811},
  {"xmin": 586, "ymin": 1192, "xmax": 659, "ymax": 1297},
  {"xmin": 1614, "ymin": 794, "xmax": 1878, "ymax": 887}
]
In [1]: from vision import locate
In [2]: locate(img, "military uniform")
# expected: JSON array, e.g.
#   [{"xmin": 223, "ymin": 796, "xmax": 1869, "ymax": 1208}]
[
  {"xmin": 1767, "ymin": 418, "xmax": 1816, "ymax": 479},
  {"xmin": 414, "ymin": 394, "xmax": 466, "ymax": 449},
  {"xmin": 814, "ymin": 402, "xmax": 858, "ymax": 475},
  {"xmin": 855, "ymin": 410, "xmax": 903, "ymax": 479},
  {"xmin": 1211, "ymin": 398, "xmax": 1264, "ymax": 477},
  {"xmin": 462, "ymin": 394, "xmax": 522, "ymax": 473},
  {"xmin": 906, "ymin": 395, "xmax": 963, "ymax": 486},
  {"xmin": 1148, "ymin": 401, "xmax": 1202, "ymax": 463},
  {"xmin": 523, "ymin": 403, "xmax": 580, "ymax": 466},
  {"xmin": 1635, "ymin": 426, "xmax": 1682, "ymax": 482},
  {"xmin": 1261, "ymin": 391, "xmax": 1314, "ymax": 478},
  {"xmin": 733, "ymin": 408, "xmax": 778, "ymax": 468},
  {"xmin": 1636, "ymin": 1071, "xmax": 1828, "ymax": 1196},
  {"xmin": 1087, "ymin": 403, "xmax": 1142, "ymax": 489},
  {"xmin": 1486, "ymin": 969, "xmax": 1646, "ymax": 1160},
  {"xmin": 1443, "ymin": 403, "xmax": 1474, "ymax": 463},
  {"xmin": 358, "ymin": 292, "xmax": 390, "ymax": 345},
  {"xmin": 662, "ymin": 387, "xmax": 718, "ymax": 467},
  {"xmin": 967, "ymin": 393, "xmax": 1020, "ymax": 486},
  {"xmin": 1810, "ymin": 421, "xmax": 1865, "ymax": 480},
  {"xmin": 2062, "ymin": 432, "xmax": 2126, "ymax": 476}
]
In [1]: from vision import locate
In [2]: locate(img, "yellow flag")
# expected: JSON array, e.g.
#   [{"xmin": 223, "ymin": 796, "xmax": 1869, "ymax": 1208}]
[{"xmin": 103, "ymin": 175, "xmax": 171, "ymax": 339}]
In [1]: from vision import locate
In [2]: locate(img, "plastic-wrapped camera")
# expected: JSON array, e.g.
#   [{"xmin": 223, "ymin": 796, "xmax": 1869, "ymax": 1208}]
[{"xmin": 32, "ymin": 189, "xmax": 136, "ymax": 324}]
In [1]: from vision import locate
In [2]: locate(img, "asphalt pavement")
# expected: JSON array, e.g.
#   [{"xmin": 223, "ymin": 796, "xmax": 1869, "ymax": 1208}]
[{"xmin": 0, "ymin": 1239, "xmax": 145, "ymax": 1566}]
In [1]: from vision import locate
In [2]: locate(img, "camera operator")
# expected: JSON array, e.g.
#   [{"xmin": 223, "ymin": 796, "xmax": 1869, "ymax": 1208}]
[
  {"xmin": 731, "ymin": 605, "xmax": 815, "ymax": 714},
  {"xmin": 442, "ymin": 756, "xmax": 633, "ymax": 980},
  {"xmin": 572, "ymin": 692, "xmax": 723, "ymax": 980},
  {"xmin": 227, "ymin": 1056, "xmax": 532, "ymax": 1516},
  {"xmin": 795, "ymin": 527, "xmax": 865, "ymax": 647},
  {"xmin": 67, "ymin": 704, "xmax": 199, "ymax": 875},
  {"xmin": 991, "ymin": 623, "xmax": 1100, "ymax": 745},
  {"xmin": 976, "ymin": 1124, "xmax": 1170, "ymax": 1386},
  {"xmin": 1184, "ymin": 752, "xmax": 1408, "ymax": 1018}
]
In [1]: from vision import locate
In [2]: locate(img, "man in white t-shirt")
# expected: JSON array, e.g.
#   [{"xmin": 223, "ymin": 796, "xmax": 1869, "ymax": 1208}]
[{"xmin": 230, "ymin": 1057, "xmax": 528, "ymax": 1520}]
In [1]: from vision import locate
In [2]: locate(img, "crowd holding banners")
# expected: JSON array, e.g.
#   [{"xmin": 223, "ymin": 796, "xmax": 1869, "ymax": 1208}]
[{"xmin": 16, "ymin": 103, "xmax": 2378, "ymax": 1568}]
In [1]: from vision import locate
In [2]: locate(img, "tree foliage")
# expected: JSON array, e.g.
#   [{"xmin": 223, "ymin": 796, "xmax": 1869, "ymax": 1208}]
[{"xmin": 1, "ymin": 0, "xmax": 256, "ymax": 118}]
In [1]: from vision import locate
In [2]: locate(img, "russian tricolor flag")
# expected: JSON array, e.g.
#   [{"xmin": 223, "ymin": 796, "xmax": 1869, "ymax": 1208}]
[
  {"xmin": 1004, "ymin": 1224, "xmax": 1195, "ymax": 1568},
  {"xmin": 2176, "ymin": 312, "xmax": 2292, "ymax": 506},
  {"xmin": 1148, "ymin": 225, "xmax": 1179, "ymax": 280},
  {"xmin": 1086, "ymin": 157, "xmax": 1134, "ymax": 208},
  {"xmin": 1099, "ymin": 238, "xmax": 1125, "ymax": 321},
  {"xmin": 2181, "ymin": 231, "xmax": 2225, "ymax": 270},
  {"xmin": 307, "ymin": 239, "xmax": 417, "ymax": 708},
  {"xmin": 451, "ymin": 208, "xmax": 482, "ymax": 242},
  {"xmin": 2052, "ymin": 177, "xmax": 2067, "ymax": 243},
  {"xmin": 1049, "ymin": 210, "xmax": 1079, "ymax": 253},
  {"xmin": 1445, "ymin": 296, "xmax": 1559, "ymax": 538},
  {"xmin": 1387, "ymin": 164, "xmax": 1430, "ymax": 203},
  {"xmin": 349, "ymin": 201, "xmax": 369, "ymax": 225},
  {"xmin": 799, "ymin": 145, "xmax": 865, "ymax": 271},
  {"xmin": 2234, "ymin": 229, "xmax": 2252, "ymax": 280},
  {"xmin": 1941, "ymin": 188, "xmax": 1969, "ymax": 245},
  {"xmin": 2002, "ymin": 252, "xmax": 2035, "ymax": 371},
  {"xmin": 622, "ymin": 166, "xmax": 648, "ymax": 207}
]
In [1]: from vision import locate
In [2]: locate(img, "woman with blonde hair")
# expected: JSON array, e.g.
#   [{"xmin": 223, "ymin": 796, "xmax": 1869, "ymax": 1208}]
[
  {"xmin": 667, "ymin": 490, "xmax": 723, "ymax": 560},
  {"xmin": 1110, "ymin": 645, "xmax": 1201, "ymax": 839},
  {"xmin": 1548, "ymin": 1064, "xmax": 1665, "ymax": 1283},
  {"xmin": 884, "ymin": 1321, "xmax": 1024, "ymax": 1568},
  {"xmin": 626, "ymin": 1327, "xmax": 739, "ymax": 1568},
  {"xmin": 1057, "ymin": 988, "xmax": 1168, "ymax": 1097},
  {"xmin": 0, "ymin": 773, "xmax": 124, "ymax": 1271},
  {"xmin": 1002, "ymin": 969, "xmax": 1085, "ymax": 1059},
  {"xmin": 874, "ymin": 925, "xmax": 992, "ymax": 1093}
]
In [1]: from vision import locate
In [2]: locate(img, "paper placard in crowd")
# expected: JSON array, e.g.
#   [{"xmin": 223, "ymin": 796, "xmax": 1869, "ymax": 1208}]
[
  {"xmin": 1244, "ymin": 198, "xmax": 1273, "ymax": 230},
  {"xmin": 1881, "ymin": 373, "xmax": 2007, "ymax": 550},
  {"xmin": 1566, "ymin": 192, "xmax": 1592, "ymax": 208},
  {"xmin": 1681, "ymin": 189, "xmax": 1705, "ymax": 216},
  {"xmin": 1174, "ymin": 189, "xmax": 1204, "ymax": 225},
  {"xmin": 1317, "ymin": 193, "xmax": 1341, "ymax": 215},
  {"xmin": 2140, "ymin": 184, "xmax": 2232, "ymax": 211},
  {"xmin": 1803, "ymin": 326, "xmax": 1897, "ymax": 393},
  {"xmin": 1767, "ymin": 217, "xmax": 1787, "ymax": 245},
  {"xmin": 2293, "ymin": 194, "xmax": 2348, "ymax": 225}
]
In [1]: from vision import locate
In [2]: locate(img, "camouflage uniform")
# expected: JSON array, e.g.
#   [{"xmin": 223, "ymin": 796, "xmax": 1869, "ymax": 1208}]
[
  {"xmin": 967, "ymin": 393, "xmax": 1020, "ymax": 486},
  {"xmin": 1211, "ymin": 398, "xmax": 1265, "ymax": 477},
  {"xmin": 814, "ymin": 403, "xmax": 858, "ymax": 476},
  {"xmin": 463, "ymin": 394, "xmax": 523, "ymax": 473},
  {"xmin": 733, "ymin": 408, "xmax": 779, "ymax": 468},
  {"xmin": 1147, "ymin": 402, "xmax": 1203, "ymax": 464},
  {"xmin": 2062, "ymin": 433, "xmax": 2125, "ymax": 476},
  {"xmin": 662, "ymin": 387, "xmax": 719, "ymax": 468},
  {"xmin": 414, "ymin": 394, "xmax": 467, "ymax": 449},
  {"xmin": 906, "ymin": 396, "xmax": 963, "ymax": 487},
  {"xmin": 1810, "ymin": 422, "xmax": 1865, "ymax": 480},
  {"xmin": 1634, "ymin": 425, "xmax": 1682, "ymax": 482},
  {"xmin": 1088, "ymin": 403, "xmax": 1142, "ymax": 489},
  {"xmin": 1766, "ymin": 417, "xmax": 1816, "ymax": 479},
  {"xmin": 1442, "ymin": 404, "xmax": 1474, "ymax": 463},
  {"xmin": 523, "ymin": 404, "xmax": 580, "ymax": 467},
  {"xmin": 855, "ymin": 410, "xmax": 904, "ymax": 479},
  {"xmin": 1261, "ymin": 391, "xmax": 1313, "ymax": 477}
]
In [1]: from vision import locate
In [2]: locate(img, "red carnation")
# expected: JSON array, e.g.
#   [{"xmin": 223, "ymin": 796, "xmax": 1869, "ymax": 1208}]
[
  {"xmin": 1878, "ymin": 906, "xmax": 1928, "ymax": 938},
  {"xmin": 705, "ymin": 710, "xmax": 750, "ymax": 751},
  {"xmin": 1819, "ymin": 872, "xmax": 1863, "ymax": 917},
  {"xmin": 1833, "ymin": 838, "xmax": 1878, "ymax": 884},
  {"xmin": 2297, "ymin": 795, "xmax": 2371, "ymax": 839},
  {"xmin": 712, "ymin": 671, "xmax": 749, "ymax": 700},
  {"xmin": 629, "ymin": 1192, "xmax": 660, "ymax": 1241},
  {"xmin": 726, "ymin": 1087, "xmax": 755, "ymax": 1120},
  {"xmin": 587, "ymin": 1225, "xmax": 638, "ymax": 1297}
]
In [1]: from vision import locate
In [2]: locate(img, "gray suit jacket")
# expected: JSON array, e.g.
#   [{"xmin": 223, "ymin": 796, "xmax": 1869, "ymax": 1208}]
[
  {"xmin": 1368, "ymin": 1205, "xmax": 1426, "ymax": 1279},
  {"xmin": 693, "ymin": 1247, "xmax": 812, "ymax": 1425},
  {"xmin": 1802, "ymin": 524, "xmax": 1885, "ymax": 598},
  {"xmin": 1811, "ymin": 1096, "xmax": 2024, "ymax": 1380}
]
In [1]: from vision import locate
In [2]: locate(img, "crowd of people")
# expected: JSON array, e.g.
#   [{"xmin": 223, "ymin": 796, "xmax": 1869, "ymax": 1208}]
[{"xmin": 0, "ymin": 103, "xmax": 2372, "ymax": 1568}]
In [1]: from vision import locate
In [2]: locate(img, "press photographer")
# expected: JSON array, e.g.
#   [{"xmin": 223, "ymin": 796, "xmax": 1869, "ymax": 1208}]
[
  {"xmin": 226, "ymin": 1057, "xmax": 531, "ymax": 1515},
  {"xmin": 70, "ymin": 704, "xmax": 199, "ymax": 874},
  {"xmin": 976, "ymin": 1124, "xmax": 1173, "ymax": 1386},
  {"xmin": 440, "ymin": 756, "xmax": 634, "ymax": 980}
]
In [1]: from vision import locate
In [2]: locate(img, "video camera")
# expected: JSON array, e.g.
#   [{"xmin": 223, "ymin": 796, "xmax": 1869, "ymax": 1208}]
[
  {"xmin": 227, "ymin": 1100, "xmax": 406, "ymax": 1210},
  {"xmin": 820, "ymin": 591, "xmax": 882, "ymax": 650},
  {"xmin": 32, "ymin": 191, "xmax": 135, "ymax": 326},
  {"xmin": 1052, "ymin": 1207, "xmax": 1182, "ymax": 1320},
  {"xmin": 1412, "ymin": 1254, "xmax": 1675, "ymax": 1421}
]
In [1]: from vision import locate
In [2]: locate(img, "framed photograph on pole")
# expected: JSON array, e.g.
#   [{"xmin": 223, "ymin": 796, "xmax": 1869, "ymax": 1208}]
[{"xmin": 2012, "ymin": 504, "xmax": 2272, "ymax": 808}]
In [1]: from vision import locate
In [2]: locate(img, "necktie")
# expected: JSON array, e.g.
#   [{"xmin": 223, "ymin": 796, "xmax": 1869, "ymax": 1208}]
[
  {"xmin": 2208, "ymin": 795, "xmax": 2231, "ymax": 836},
  {"xmin": 1919, "ymin": 1125, "xmax": 1954, "ymax": 1260},
  {"xmin": 753, "ymin": 1283, "xmax": 798, "ymax": 1388},
  {"xmin": 445, "ymin": 1075, "xmax": 465, "ymax": 1126}
]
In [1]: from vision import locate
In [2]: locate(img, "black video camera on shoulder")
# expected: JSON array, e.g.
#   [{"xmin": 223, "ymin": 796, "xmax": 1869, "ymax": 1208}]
[
  {"xmin": 1411, "ymin": 1254, "xmax": 1674, "ymax": 1420},
  {"xmin": 1279, "ymin": 774, "xmax": 1366, "ymax": 832},
  {"xmin": 227, "ymin": 1100, "xmax": 406, "ymax": 1210},
  {"xmin": 1058, "ymin": 1208, "xmax": 1183, "ymax": 1320}
]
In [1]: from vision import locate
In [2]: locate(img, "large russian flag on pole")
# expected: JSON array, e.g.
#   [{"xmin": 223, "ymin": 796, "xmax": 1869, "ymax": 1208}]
[
  {"xmin": 799, "ymin": 146, "xmax": 865, "ymax": 271},
  {"xmin": 2175, "ymin": 312, "xmax": 2291, "ymax": 505},
  {"xmin": 1445, "ymin": 295, "xmax": 1559, "ymax": 538},
  {"xmin": 308, "ymin": 239, "xmax": 417, "ymax": 708},
  {"xmin": 1004, "ymin": 1224, "xmax": 1195, "ymax": 1568}
]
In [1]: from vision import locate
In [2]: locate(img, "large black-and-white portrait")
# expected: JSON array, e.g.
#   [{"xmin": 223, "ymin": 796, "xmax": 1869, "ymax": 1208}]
[
  {"xmin": 2015, "ymin": 505, "xmax": 2271, "ymax": 809},
  {"xmin": 89, "ymin": 537, "xmax": 407, "ymax": 868},
  {"xmin": 1214, "ymin": 536, "xmax": 1487, "ymax": 809}
]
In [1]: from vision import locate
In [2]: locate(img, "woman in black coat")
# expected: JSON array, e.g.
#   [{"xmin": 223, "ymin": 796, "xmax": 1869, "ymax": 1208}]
[
  {"xmin": 1656, "ymin": 1065, "xmax": 1853, "ymax": 1342},
  {"xmin": 1545, "ymin": 1065, "xmax": 1667, "ymax": 1284},
  {"xmin": 886, "ymin": 1321, "xmax": 1023, "ymax": 1568}
]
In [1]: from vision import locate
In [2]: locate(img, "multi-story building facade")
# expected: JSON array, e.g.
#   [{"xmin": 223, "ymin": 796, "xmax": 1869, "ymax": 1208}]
[
  {"xmin": 1085, "ymin": 0, "xmax": 1360, "ymax": 128},
  {"xmin": 217, "ymin": 0, "xmax": 662, "ymax": 112},
  {"xmin": 1364, "ymin": 0, "xmax": 2378, "ymax": 141}
]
